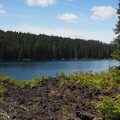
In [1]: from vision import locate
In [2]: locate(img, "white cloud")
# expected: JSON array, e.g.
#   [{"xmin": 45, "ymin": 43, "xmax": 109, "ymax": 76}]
[
  {"xmin": 91, "ymin": 6, "xmax": 116, "ymax": 20},
  {"xmin": 57, "ymin": 13, "xmax": 78, "ymax": 22},
  {"xmin": 26, "ymin": 0, "xmax": 56, "ymax": 7},
  {"xmin": 0, "ymin": 5, "xmax": 6, "ymax": 14},
  {"xmin": 2, "ymin": 24, "xmax": 116, "ymax": 43}
]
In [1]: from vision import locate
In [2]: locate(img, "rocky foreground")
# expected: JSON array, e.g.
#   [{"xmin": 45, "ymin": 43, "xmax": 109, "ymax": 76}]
[{"xmin": 0, "ymin": 76, "xmax": 120, "ymax": 120}]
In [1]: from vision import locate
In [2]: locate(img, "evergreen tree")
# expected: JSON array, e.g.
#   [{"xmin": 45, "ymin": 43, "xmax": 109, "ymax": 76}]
[
  {"xmin": 112, "ymin": 1, "xmax": 120, "ymax": 61},
  {"xmin": 0, "ymin": 29, "xmax": 115, "ymax": 60}
]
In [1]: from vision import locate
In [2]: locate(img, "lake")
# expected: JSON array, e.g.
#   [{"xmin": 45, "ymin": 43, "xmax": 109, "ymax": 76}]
[{"xmin": 0, "ymin": 60, "xmax": 119, "ymax": 80}]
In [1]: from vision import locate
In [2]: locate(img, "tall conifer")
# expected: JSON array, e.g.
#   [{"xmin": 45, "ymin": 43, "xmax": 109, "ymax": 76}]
[{"xmin": 112, "ymin": 1, "xmax": 120, "ymax": 61}]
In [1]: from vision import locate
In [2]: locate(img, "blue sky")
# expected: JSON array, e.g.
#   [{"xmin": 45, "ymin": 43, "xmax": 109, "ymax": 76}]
[{"xmin": 0, "ymin": 0, "xmax": 118, "ymax": 43}]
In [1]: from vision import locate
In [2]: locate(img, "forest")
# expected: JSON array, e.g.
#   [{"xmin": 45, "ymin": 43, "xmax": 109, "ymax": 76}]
[{"xmin": 0, "ymin": 29, "xmax": 116, "ymax": 60}]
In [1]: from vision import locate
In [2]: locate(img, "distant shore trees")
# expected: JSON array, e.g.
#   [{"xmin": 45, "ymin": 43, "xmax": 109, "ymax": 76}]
[{"xmin": 0, "ymin": 29, "xmax": 116, "ymax": 61}]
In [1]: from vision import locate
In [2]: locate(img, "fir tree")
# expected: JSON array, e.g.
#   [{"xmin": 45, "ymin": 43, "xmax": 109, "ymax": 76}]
[{"xmin": 112, "ymin": 1, "xmax": 120, "ymax": 61}]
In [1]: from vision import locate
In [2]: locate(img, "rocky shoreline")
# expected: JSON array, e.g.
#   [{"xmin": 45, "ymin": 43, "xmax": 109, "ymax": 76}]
[{"xmin": 1, "ymin": 76, "xmax": 120, "ymax": 120}]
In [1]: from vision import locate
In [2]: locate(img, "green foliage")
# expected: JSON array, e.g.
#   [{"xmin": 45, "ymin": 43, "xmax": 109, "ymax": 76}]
[
  {"xmin": 0, "ymin": 74, "xmax": 48, "ymax": 89},
  {"xmin": 0, "ymin": 85, "xmax": 6, "ymax": 106},
  {"xmin": 0, "ymin": 76, "xmax": 7, "ymax": 94},
  {"xmin": 60, "ymin": 78, "xmax": 69, "ymax": 86},
  {"xmin": 111, "ymin": 50, "xmax": 120, "ymax": 61},
  {"xmin": 34, "ymin": 74, "xmax": 47, "ymax": 81},
  {"xmin": 0, "ymin": 68, "xmax": 118, "ymax": 91},
  {"xmin": 59, "ymin": 69, "xmax": 116, "ymax": 91},
  {"xmin": 0, "ymin": 29, "xmax": 115, "ymax": 60},
  {"xmin": 58, "ymin": 71, "xmax": 68, "ymax": 78},
  {"xmin": 114, "ymin": 68, "xmax": 120, "ymax": 84},
  {"xmin": 0, "ymin": 97, "xmax": 4, "ymax": 106},
  {"xmin": 112, "ymin": 2, "xmax": 120, "ymax": 61},
  {"xmin": 62, "ymin": 107, "xmax": 68, "ymax": 117},
  {"xmin": 0, "ymin": 85, "xmax": 6, "ymax": 95},
  {"xmin": 0, "ymin": 75, "xmax": 14, "ymax": 84},
  {"xmin": 25, "ymin": 74, "xmax": 48, "ymax": 88},
  {"xmin": 58, "ymin": 71, "xmax": 69, "ymax": 86},
  {"xmin": 97, "ymin": 94, "xmax": 120, "ymax": 120},
  {"xmin": 13, "ymin": 80, "xmax": 26, "ymax": 87}
]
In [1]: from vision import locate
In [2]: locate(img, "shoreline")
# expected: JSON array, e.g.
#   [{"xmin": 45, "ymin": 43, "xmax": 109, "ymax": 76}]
[
  {"xmin": 0, "ymin": 58, "xmax": 116, "ymax": 62},
  {"xmin": 0, "ymin": 68, "xmax": 120, "ymax": 120}
]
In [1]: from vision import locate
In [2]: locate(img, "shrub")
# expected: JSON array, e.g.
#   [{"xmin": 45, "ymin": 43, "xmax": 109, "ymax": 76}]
[
  {"xmin": 25, "ymin": 74, "xmax": 48, "ymax": 88},
  {"xmin": 59, "ymin": 69, "xmax": 116, "ymax": 91},
  {"xmin": 58, "ymin": 71, "xmax": 68, "ymax": 78},
  {"xmin": 0, "ymin": 75, "xmax": 14, "ymax": 84},
  {"xmin": 62, "ymin": 107, "xmax": 68, "ymax": 117},
  {"xmin": 96, "ymin": 94, "xmax": 120, "ymax": 120},
  {"xmin": 0, "ymin": 85, "xmax": 6, "ymax": 106},
  {"xmin": 115, "ymin": 68, "xmax": 120, "ymax": 84},
  {"xmin": 13, "ymin": 80, "xmax": 26, "ymax": 87}
]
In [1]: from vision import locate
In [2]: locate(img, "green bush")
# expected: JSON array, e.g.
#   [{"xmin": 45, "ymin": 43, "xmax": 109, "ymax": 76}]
[
  {"xmin": 97, "ymin": 94, "xmax": 120, "ymax": 120},
  {"xmin": 0, "ymin": 85, "xmax": 6, "ymax": 106},
  {"xmin": 62, "ymin": 107, "xmax": 68, "ymax": 117},
  {"xmin": 58, "ymin": 71, "xmax": 68, "ymax": 78},
  {"xmin": 13, "ymin": 80, "xmax": 26, "ymax": 87},
  {"xmin": 115, "ymin": 69, "xmax": 120, "ymax": 84},
  {"xmin": 59, "ymin": 69, "xmax": 116, "ymax": 91},
  {"xmin": 25, "ymin": 74, "xmax": 48, "ymax": 88}
]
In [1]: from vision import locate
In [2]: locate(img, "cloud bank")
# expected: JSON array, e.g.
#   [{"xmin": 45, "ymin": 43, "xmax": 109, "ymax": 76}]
[
  {"xmin": 57, "ymin": 13, "xmax": 78, "ymax": 22},
  {"xmin": 91, "ymin": 6, "xmax": 116, "ymax": 20},
  {"xmin": 26, "ymin": 0, "xmax": 56, "ymax": 7}
]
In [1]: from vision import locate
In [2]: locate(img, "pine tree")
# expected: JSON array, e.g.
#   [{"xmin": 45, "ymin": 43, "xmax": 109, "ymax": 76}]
[{"xmin": 112, "ymin": 2, "xmax": 120, "ymax": 61}]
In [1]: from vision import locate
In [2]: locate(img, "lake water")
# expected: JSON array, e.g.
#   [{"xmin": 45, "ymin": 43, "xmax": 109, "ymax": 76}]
[{"xmin": 0, "ymin": 60, "xmax": 119, "ymax": 80}]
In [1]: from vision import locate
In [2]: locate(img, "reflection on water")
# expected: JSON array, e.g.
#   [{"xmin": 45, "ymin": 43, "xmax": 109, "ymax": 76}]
[{"xmin": 0, "ymin": 60, "xmax": 119, "ymax": 80}]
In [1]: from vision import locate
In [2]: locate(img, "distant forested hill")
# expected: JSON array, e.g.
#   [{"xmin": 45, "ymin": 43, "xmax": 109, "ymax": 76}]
[{"xmin": 0, "ymin": 30, "xmax": 116, "ymax": 60}]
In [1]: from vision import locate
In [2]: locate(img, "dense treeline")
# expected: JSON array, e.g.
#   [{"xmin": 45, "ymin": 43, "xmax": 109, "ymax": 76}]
[{"xmin": 0, "ymin": 29, "xmax": 116, "ymax": 60}]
